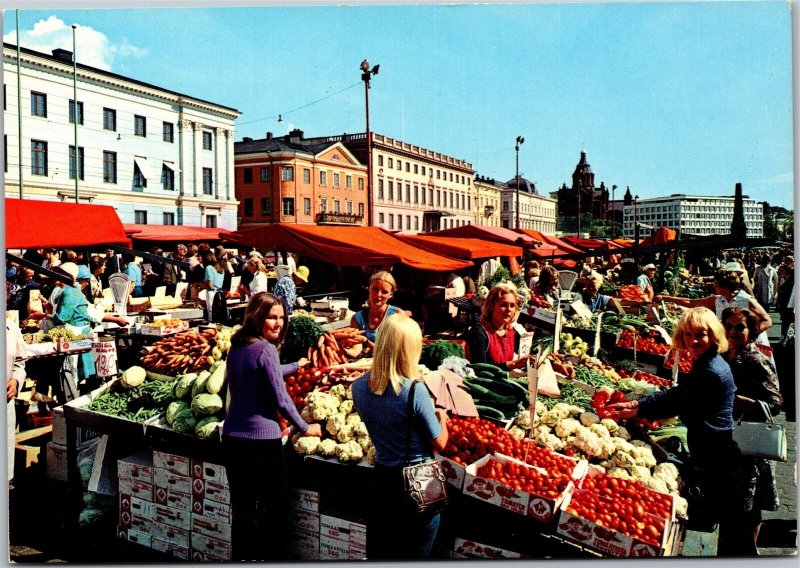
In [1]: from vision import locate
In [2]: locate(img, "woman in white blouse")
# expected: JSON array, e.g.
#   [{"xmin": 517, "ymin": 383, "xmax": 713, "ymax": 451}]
[{"xmin": 239, "ymin": 257, "xmax": 269, "ymax": 300}]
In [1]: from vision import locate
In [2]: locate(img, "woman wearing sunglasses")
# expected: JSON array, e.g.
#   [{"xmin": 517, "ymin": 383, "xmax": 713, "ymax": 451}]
[{"xmin": 721, "ymin": 307, "xmax": 783, "ymax": 552}]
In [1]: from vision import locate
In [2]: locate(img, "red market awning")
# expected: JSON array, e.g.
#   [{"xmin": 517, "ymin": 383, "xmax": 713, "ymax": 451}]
[
  {"xmin": 424, "ymin": 225, "xmax": 537, "ymax": 247},
  {"xmin": 123, "ymin": 224, "xmax": 234, "ymax": 243},
  {"xmin": 515, "ymin": 230, "xmax": 583, "ymax": 256},
  {"xmin": 639, "ymin": 226, "xmax": 677, "ymax": 248},
  {"xmin": 229, "ymin": 224, "xmax": 472, "ymax": 272},
  {"xmin": 5, "ymin": 197, "xmax": 130, "ymax": 249},
  {"xmin": 395, "ymin": 235, "xmax": 523, "ymax": 260},
  {"xmin": 561, "ymin": 236, "xmax": 613, "ymax": 251}
]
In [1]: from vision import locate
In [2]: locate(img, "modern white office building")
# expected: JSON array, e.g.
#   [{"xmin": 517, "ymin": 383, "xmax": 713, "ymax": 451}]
[
  {"xmin": 3, "ymin": 43, "xmax": 240, "ymax": 229},
  {"xmin": 622, "ymin": 194, "xmax": 764, "ymax": 239}
]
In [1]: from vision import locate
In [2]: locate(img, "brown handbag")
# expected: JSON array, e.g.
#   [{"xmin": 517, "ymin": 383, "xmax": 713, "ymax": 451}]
[{"xmin": 402, "ymin": 381, "xmax": 448, "ymax": 514}]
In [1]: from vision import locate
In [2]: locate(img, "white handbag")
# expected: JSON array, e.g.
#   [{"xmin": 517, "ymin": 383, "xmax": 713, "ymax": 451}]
[{"xmin": 732, "ymin": 400, "xmax": 787, "ymax": 462}]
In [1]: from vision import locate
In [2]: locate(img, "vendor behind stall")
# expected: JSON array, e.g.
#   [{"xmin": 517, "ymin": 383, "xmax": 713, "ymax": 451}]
[
  {"xmin": 637, "ymin": 263, "xmax": 657, "ymax": 303},
  {"xmin": 273, "ymin": 265, "xmax": 309, "ymax": 316},
  {"xmin": 351, "ymin": 270, "xmax": 411, "ymax": 343},
  {"xmin": 580, "ymin": 271, "xmax": 612, "ymax": 312},
  {"xmin": 467, "ymin": 283, "xmax": 531, "ymax": 371}
]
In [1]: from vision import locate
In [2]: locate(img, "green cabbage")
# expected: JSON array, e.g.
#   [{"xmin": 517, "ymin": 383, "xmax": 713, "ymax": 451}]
[
  {"xmin": 172, "ymin": 408, "xmax": 197, "ymax": 433},
  {"xmin": 194, "ymin": 416, "xmax": 222, "ymax": 439},
  {"xmin": 166, "ymin": 400, "xmax": 190, "ymax": 426},
  {"xmin": 191, "ymin": 393, "xmax": 224, "ymax": 417}
]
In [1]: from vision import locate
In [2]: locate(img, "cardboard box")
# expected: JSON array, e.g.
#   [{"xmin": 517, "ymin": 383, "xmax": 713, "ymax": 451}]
[
  {"xmin": 320, "ymin": 515, "xmax": 367, "ymax": 548},
  {"xmin": 190, "ymin": 550, "xmax": 227, "ymax": 563},
  {"xmin": 56, "ymin": 338, "xmax": 94, "ymax": 352},
  {"xmin": 117, "ymin": 525, "xmax": 152, "ymax": 548},
  {"xmin": 291, "ymin": 488, "xmax": 320, "ymax": 512},
  {"xmin": 190, "ymin": 459, "xmax": 228, "ymax": 485},
  {"xmin": 191, "ymin": 477, "xmax": 231, "ymax": 505},
  {"xmin": 118, "ymin": 452, "xmax": 155, "ymax": 483},
  {"xmin": 451, "ymin": 537, "xmax": 525, "ymax": 559},
  {"xmin": 154, "ymin": 468, "xmax": 191, "ymax": 495},
  {"xmin": 118, "ymin": 478, "xmax": 154, "ymax": 502},
  {"xmin": 289, "ymin": 528, "xmax": 321, "ymax": 561},
  {"xmin": 154, "ymin": 503, "xmax": 192, "ymax": 531},
  {"xmin": 150, "ymin": 537, "xmax": 190, "ymax": 560},
  {"xmin": 46, "ymin": 442, "xmax": 67, "ymax": 482},
  {"xmin": 192, "ymin": 512, "xmax": 232, "ymax": 542},
  {"xmin": 52, "ymin": 406, "xmax": 102, "ymax": 447},
  {"xmin": 154, "ymin": 486, "xmax": 192, "ymax": 512},
  {"xmin": 139, "ymin": 320, "xmax": 190, "ymax": 336},
  {"xmin": 150, "ymin": 521, "xmax": 191, "ymax": 548},
  {"xmin": 463, "ymin": 453, "xmax": 584, "ymax": 523},
  {"xmin": 319, "ymin": 535, "xmax": 366, "ymax": 560},
  {"xmin": 192, "ymin": 494, "xmax": 231, "ymax": 523},
  {"xmin": 128, "ymin": 495, "xmax": 156, "ymax": 520},
  {"xmin": 153, "ymin": 450, "xmax": 191, "ymax": 477},
  {"xmin": 118, "ymin": 505, "xmax": 153, "ymax": 534},
  {"xmin": 191, "ymin": 531, "xmax": 232, "ymax": 560},
  {"xmin": 555, "ymin": 470, "xmax": 675, "ymax": 557}
]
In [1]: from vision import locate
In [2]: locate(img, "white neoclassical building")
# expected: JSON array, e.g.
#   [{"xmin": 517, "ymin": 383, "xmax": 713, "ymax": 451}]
[{"xmin": 3, "ymin": 43, "xmax": 240, "ymax": 229}]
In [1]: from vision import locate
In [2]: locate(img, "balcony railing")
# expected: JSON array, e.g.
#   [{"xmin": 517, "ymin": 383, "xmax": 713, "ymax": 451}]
[{"xmin": 316, "ymin": 212, "xmax": 364, "ymax": 225}]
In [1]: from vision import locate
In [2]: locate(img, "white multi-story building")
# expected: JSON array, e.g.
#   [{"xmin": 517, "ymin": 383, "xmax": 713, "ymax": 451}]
[
  {"xmin": 498, "ymin": 176, "xmax": 557, "ymax": 233},
  {"xmin": 473, "ymin": 175, "xmax": 502, "ymax": 227},
  {"xmin": 623, "ymin": 194, "xmax": 764, "ymax": 239},
  {"xmin": 3, "ymin": 43, "xmax": 240, "ymax": 228}
]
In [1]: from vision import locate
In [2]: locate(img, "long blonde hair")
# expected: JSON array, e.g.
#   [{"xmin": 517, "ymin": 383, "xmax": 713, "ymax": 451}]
[
  {"xmin": 671, "ymin": 306, "xmax": 728, "ymax": 354},
  {"xmin": 368, "ymin": 313, "xmax": 422, "ymax": 396}
]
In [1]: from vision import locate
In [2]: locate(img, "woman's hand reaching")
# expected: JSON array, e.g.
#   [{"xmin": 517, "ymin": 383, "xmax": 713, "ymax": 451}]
[
  {"xmin": 604, "ymin": 400, "xmax": 639, "ymax": 420},
  {"xmin": 304, "ymin": 423, "xmax": 323, "ymax": 437}
]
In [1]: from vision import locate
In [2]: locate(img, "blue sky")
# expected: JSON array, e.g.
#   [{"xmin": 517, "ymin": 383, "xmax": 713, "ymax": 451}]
[{"xmin": 2, "ymin": 1, "xmax": 794, "ymax": 208}]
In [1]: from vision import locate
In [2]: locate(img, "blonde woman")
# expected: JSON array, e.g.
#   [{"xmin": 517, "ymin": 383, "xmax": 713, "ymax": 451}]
[
  {"xmin": 351, "ymin": 314, "xmax": 449, "ymax": 559},
  {"xmin": 466, "ymin": 283, "xmax": 530, "ymax": 370},
  {"xmin": 607, "ymin": 307, "xmax": 752, "ymax": 556},
  {"xmin": 239, "ymin": 256, "xmax": 269, "ymax": 299},
  {"xmin": 351, "ymin": 270, "xmax": 411, "ymax": 343}
]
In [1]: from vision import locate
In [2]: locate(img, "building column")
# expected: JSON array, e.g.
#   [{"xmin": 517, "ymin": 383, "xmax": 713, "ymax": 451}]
[
  {"xmin": 193, "ymin": 122, "xmax": 203, "ymax": 200},
  {"xmin": 225, "ymin": 129, "xmax": 234, "ymax": 202},
  {"xmin": 214, "ymin": 127, "xmax": 225, "ymax": 201},
  {"xmin": 179, "ymin": 119, "xmax": 194, "ymax": 198}
]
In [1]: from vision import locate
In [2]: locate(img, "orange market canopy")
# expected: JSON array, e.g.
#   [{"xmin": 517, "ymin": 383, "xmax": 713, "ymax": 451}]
[
  {"xmin": 229, "ymin": 224, "xmax": 472, "ymax": 272},
  {"xmin": 123, "ymin": 223, "xmax": 234, "ymax": 243},
  {"xmin": 395, "ymin": 235, "xmax": 523, "ymax": 260},
  {"xmin": 639, "ymin": 226, "xmax": 678, "ymax": 248},
  {"xmin": 5, "ymin": 198, "xmax": 130, "ymax": 249},
  {"xmin": 424, "ymin": 225, "xmax": 536, "ymax": 247}
]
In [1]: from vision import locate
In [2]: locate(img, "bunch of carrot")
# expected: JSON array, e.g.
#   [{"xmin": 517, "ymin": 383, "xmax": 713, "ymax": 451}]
[
  {"xmin": 306, "ymin": 328, "xmax": 369, "ymax": 367},
  {"xmin": 140, "ymin": 328, "xmax": 217, "ymax": 375}
]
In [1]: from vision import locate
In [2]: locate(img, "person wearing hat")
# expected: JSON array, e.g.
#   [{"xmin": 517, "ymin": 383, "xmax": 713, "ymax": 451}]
[
  {"xmin": 272, "ymin": 264, "xmax": 309, "ymax": 316},
  {"xmin": 637, "ymin": 264, "xmax": 658, "ymax": 303}
]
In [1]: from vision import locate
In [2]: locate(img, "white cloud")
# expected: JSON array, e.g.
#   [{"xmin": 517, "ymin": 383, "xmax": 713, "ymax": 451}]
[{"xmin": 3, "ymin": 16, "xmax": 147, "ymax": 72}]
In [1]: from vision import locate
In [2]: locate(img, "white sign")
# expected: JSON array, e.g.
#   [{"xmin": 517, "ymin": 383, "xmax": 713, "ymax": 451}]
[{"xmin": 92, "ymin": 338, "xmax": 118, "ymax": 378}]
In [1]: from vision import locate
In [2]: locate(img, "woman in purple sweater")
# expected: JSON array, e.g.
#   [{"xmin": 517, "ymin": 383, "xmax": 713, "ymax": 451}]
[{"xmin": 222, "ymin": 292, "xmax": 322, "ymax": 561}]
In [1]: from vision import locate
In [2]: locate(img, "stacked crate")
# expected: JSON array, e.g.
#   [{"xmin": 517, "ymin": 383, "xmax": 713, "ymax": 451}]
[
  {"xmin": 189, "ymin": 459, "xmax": 232, "ymax": 561},
  {"xmin": 117, "ymin": 452, "xmax": 156, "ymax": 549},
  {"xmin": 289, "ymin": 489, "xmax": 321, "ymax": 560},
  {"xmin": 152, "ymin": 450, "xmax": 194, "ymax": 560},
  {"xmin": 319, "ymin": 511, "xmax": 367, "ymax": 560}
]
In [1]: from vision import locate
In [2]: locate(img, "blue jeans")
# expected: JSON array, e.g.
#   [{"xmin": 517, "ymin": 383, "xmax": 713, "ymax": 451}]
[{"xmin": 368, "ymin": 465, "xmax": 442, "ymax": 559}]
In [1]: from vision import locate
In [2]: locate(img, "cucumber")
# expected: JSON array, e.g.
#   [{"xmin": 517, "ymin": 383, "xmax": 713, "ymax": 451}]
[
  {"xmin": 500, "ymin": 378, "xmax": 530, "ymax": 401},
  {"xmin": 463, "ymin": 380, "xmax": 517, "ymax": 406},
  {"xmin": 476, "ymin": 370, "xmax": 498, "ymax": 380},
  {"xmin": 468, "ymin": 362, "xmax": 505, "ymax": 375},
  {"xmin": 475, "ymin": 405, "xmax": 507, "ymax": 421}
]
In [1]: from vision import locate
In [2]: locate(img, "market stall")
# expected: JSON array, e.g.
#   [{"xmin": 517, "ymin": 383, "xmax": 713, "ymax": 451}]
[{"xmin": 123, "ymin": 224, "xmax": 235, "ymax": 246}]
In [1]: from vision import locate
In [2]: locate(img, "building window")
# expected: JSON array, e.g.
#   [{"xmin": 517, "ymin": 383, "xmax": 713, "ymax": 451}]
[
  {"xmin": 69, "ymin": 100, "xmax": 84, "ymax": 125},
  {"xmin": 68, "ymin": 145, "xmax": 84, "ymax": 180},
  {"xmin": 388, "ymin": 157, "xmax": 393, "ymax": 168},
  {"xmin": 397, "ymin": 160, "xmax": 402, "ymax": 171},
  {"xmin": 346, "ymin": 175, "xmax": 352, "ymax": 189},
  {"xmin": 406, "ymin": 163, "xmax": 411, "ymax": 173},
  {"xmin": 261, "ymin": 198, "xmax": 271, "ymax": 216},
  {"xmin": 244, "ymin": 198, "xmax": 254, "ymax": 217},
  {"xmin": 162, "ymin": 164, "xmax": 175, "ymax": 190},
  {"xmin": 397, "ymin": 185, "xmax": 402, "ymax": 202},
  {"xmin": 103, "ymin": 108, "xmax": 116, "ymax": 131},
  {"xmin": 134, "ymin": 115, "xmax": 146, "ymax": 137},
  {"xmin": 347, "ymin": 200, "xmax": 353, "ymax": 214},
  {"xmin": 202, "ymin": 168, "xmax": 213, "ymax": 194},
  {"xmin": 4, "ymin": 135, "xmax": 6, "ymax": 172},
  {"xmin": 389, "ymin": 214, "xmax": 394, "ymax": 230},
  {"xmin": 304, "ymin": 197, "xmax": 311, "ymax": 216},
  {"xmin": 103, "ymin": 151, "xmax": 117, "ymax": 183},
  {"xmin": 134, "ymin": 210, "xmax": 147, "ymax": 224},
  {"xmin": 333, "ymin": 173, "xmax": 340, "ymax": 188},
  {"xmin": 436, "ymin": 190, "xmax": 441, "ymax": 206},
  {"xmin": 320, "ymin": 171, "xmax": 327, "ymax": 186},
  {"xmin": 378, "ymin": 155, "xmax": 383, "ymax": 167},
  {"xmin": 281, "ymin": 166, "xmax": 294, "ymax": 181},
  {"xmin": 437, "ymin": 170, "xmax": 441, "ymax": 179},
  {"xmin": 334, "ymin": 199, "xmax": 341, "ymax": 213},
  {"xmin": 31, "ymin": 92, "xmax": 46, "ymax": 117},
  {"xmin": 243, "ymin": 168, "xmax": 253, "ymax": 184},
  {"xmin": 30, "ymin": 140, "xmax": 47, "ymax": 175},
  {"xmin": 414, "ymin": 186, "xmax": 419, "ymax": 204},
  {"xmin": 358, "ymin": 178, "xmax": 364, "ymax": 191},
  {"xmin": 205, "ymin": 215, "xmax": 217, "ymax": 228},
  {"xmin": 320, "ymin": 198, "xmax": 328, "ymax": 212},
  {"xmin": 414, "ymin": 216, "xmax": 419, "ymax": 230},
  {"xmin": 358, "ymin": 203, "xmax": 364, "ymax": 218},
  {"xmin": 388, "ymin": 181, "xmax": 394, "ymax": 200},
  {"xmin": 301, "ymin": 168, "xmax": 310, "ymax": 184},
  {"xmin": 414, "ymin": 164, "xmax": 418, "ymax": 174},
  {"xmin": 163, "ymin": 212, "xmax": 175, "ymax": 225},
  {"xmin": 378, "ymin": 179, "xmax": 384, "ymax": 199},
  {"xmin": 202, "ymin": 131, "xmax": 212, "ymax": 150},
  {"xmin": 163, "ymin": 122, "xmax": 174, "ymax": 143},
  {"xmin": 406, "ymin": 215, "xmax": 411, "ymax": 230},
  {"xmin": 261, "ymin": 167, "xmax": 271, "ymax": 182},
  {"xmin": 378, "ymin": 212, "xmax": 385, "ymax": 226},
  {"xmin": 282, "ymin": 198, "xmax": 295, "ymax": 216},
  {"xmin": 422, "ymin": 166, "xmax": 426, "ymax": 176},
  {"xmin": 406, "ymin": 184, "xmax": 411, "ymax": 203},
  {"xmin": 133, "ymin": 163, "xmax": 147, "ymax": 190}
]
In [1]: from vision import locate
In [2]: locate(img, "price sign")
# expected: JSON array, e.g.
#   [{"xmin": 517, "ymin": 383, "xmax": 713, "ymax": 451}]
[{"xmin": 92, "ymin": 337, "xmax": 118, "ymax": 378}]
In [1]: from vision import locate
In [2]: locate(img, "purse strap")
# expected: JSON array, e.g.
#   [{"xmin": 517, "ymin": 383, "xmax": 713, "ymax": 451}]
[
  {"xmin": 736, "ymin": 399, "xmax": 774, "ymax": 425},
  {"xmin": 405, "ymin": 380, "xmax": 418, "ymax": 466}
]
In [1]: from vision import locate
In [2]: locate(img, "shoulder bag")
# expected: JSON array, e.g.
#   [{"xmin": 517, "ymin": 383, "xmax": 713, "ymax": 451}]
[
  {"xmin": 402, "ymin": 381, "xmax": 448, "ymax": 514},
  {"xmin": 732, "ymin": 399, "xmax": 788, "ymax": 462}
]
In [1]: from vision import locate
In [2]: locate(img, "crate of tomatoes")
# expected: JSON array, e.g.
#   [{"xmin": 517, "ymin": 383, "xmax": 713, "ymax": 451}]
[
  {"xmin": 463, "ymin": 452, "xmax": 587, "ymax": 523},
  {"xmin": 556, "ymin": 467, "xmax": 677, "ymax": 557},
  {"xmin": 614, "ymin": 329, "xmax": 670, "ymax": 367}
]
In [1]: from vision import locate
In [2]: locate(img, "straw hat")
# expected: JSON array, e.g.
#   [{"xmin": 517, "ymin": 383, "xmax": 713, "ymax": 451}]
[
  {"xmin": 60, "ymin": 262, "xmax": 79, "ymax": 279},
  {"xmin": 294, "ymin": 266, "xmax": 310, "ymax": 282}
]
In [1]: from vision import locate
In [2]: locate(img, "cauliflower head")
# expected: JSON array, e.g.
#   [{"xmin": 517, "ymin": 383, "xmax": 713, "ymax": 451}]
[
  {"xmin": 326, "ymin": 413, "xmax": 347, "ymax": 436},
  {"xmin": 335, "ymin": 440, "xmax": 364, "ymax": 463},
  {"xmin": 293, "ymin": 436, "xmax": 321, "ymax": 456},
  {"xmin": 579, "ymin": 412, "xmax": 600, "ymax": 427},
  {"xmin": 316, "ymin": 438, "xmax": 338, "ymax": 457},
  {"xmin": 600, "ymin": 418, "xmax": 619, "ymax": 434}
]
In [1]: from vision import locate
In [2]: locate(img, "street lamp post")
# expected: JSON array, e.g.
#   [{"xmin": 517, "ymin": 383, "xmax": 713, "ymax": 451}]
[
  {"xmin": 634, "ymin": 194, "xmax": 640, "ymax": 262},
  {"xmin": 577, "ymin": 187, "xmax": 582, "ymax": 236},
  {"xmin": 611, "ymin": 184, "xmax": 617, "ymax": 238},
  {"xmin": 515, "ymin": 136, "xmax": 524, "ymax": 229},
  {"xmin": 360, "ymin": 59, "xmax": 379, "ymax": 226}
]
